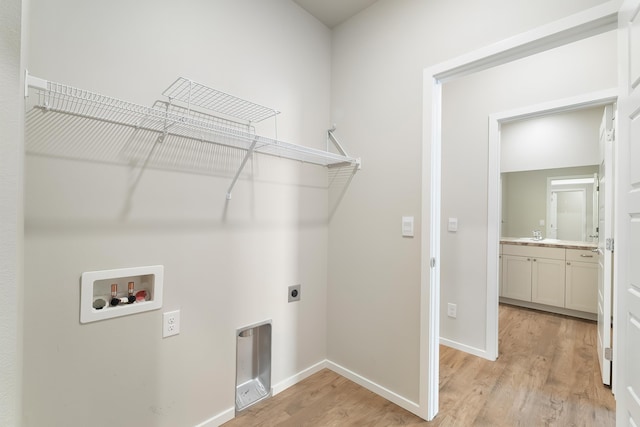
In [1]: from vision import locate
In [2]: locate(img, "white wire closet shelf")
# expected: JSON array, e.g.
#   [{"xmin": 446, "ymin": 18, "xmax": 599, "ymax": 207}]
[
  {"xmin": 162, "ymin": 77, "xmax": 279, "ymax": 124},
  {"xmin": 25, "ymin": 73, "xmax": 360, "ymax": 197}
]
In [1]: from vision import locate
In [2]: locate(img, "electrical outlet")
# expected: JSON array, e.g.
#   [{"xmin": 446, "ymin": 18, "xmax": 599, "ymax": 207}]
[
  {"xmin": 447, "ymin": 303, "xmax": 457, "ymax": 318},
  {"xmin": 163, "ymin": 310, "xmax": 180, "ymax": 338},
  {"xmin": 288, "ymin": 285, "xmax": 301, "ymax": 302}
]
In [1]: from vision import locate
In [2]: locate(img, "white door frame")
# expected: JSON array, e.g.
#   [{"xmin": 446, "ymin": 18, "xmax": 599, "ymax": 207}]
[{"xmin": 419, "ymin": 2, "xmax": 619, "ymax": 421}]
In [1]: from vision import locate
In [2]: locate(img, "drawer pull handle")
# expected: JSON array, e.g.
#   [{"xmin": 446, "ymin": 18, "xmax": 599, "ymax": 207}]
[{"xmin": 580, "ymin": 254, "xmax": 594, "ymax": 258}]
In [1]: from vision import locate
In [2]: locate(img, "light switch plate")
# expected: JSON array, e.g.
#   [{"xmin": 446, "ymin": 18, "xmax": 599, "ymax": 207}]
[
  {"xmin": 402, "ymin": 216, "xmax": 414, "ymax": 237},
  {"xmin": 448, "ymin": 218, "xmax": 458, "ymax": 232}
]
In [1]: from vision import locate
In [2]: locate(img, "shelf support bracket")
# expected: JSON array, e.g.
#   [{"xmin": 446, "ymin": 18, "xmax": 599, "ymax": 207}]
[
  {"xmin": 226, "ymin": 137, "xmax": 258, "ymax": 200},
  {"xmin": 25, "ymin": 70, "xmax": 49, "ymax": 98},
  {"xmin": 328, "ymin": 127, "xmax": 361, "ymax": 170},
  {"xmin": 327, "ymin": 127, "xmax": 349, "ymax": 157}
]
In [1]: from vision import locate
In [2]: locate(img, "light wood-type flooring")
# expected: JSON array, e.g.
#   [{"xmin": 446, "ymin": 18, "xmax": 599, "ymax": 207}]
[{"xmin": 223, "ymin": 304, "xmax": 615, "ymax": 426}]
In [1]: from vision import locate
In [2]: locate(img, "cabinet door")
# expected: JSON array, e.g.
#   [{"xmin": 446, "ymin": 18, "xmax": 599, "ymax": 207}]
[
  {"xmin": 501, "ymin": 255, "xmax": 532, "ymax": 301},
  {"xmin": 565, "ymin": 260, "xmax": 598, "ymax": 313},
  {"xmin": 531, "ymin": 257, "xmax": 565, "ymax": 308}
]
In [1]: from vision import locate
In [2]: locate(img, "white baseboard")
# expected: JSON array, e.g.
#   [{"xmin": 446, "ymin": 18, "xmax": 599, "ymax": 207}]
[
  {"xmin": 325, "ymin": 361, "xmax": 421, "ymax": 416},
  {"xmin": 193, "ymin": 407, "xmax": 235, "ymax": 427},
  {"xmin": 439, "ymin": 337, "xmax": 494, "ymax": 361},
  {"xmin": 499, "ymin": 298, "xmax": 597, "ymax": 321},
  {"xmin": 272, "ymin": 359, "xmax": 329, "ymax": 396}
]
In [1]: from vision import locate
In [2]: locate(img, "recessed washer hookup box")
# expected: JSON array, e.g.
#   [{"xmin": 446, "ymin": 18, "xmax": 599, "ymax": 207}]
[{"xmin": 80, "ymin": 265, "xmax": 164, "ymax": 323}]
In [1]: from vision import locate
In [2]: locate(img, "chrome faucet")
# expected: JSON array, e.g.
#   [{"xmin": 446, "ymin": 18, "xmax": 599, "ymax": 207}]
[{"xmin": 532, "ymin": 230, "xmax": 543, "ymax": 240}]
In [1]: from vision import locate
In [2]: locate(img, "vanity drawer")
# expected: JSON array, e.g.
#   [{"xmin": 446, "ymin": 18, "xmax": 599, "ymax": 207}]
[
  {"xmin": 502, "ymin": 244, "xmax": 565, "ymax": 260},
  {"xmin": 566, "ymin": 248, "xmax": 598, "ymax": 263}
]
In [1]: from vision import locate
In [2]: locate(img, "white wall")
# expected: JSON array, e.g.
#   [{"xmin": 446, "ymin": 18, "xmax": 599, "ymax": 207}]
[
  {"xmin": 328, "ymin": 0, "xmax": 612, "ymax": 403},
  {"xmin": 440, "ymin": 31, "xmax": 616, "ymax": 350},
  {"xmin": 0, "ymin": 0, "xmax": 25, "ymax": 426},
  {"xmin": 501, "ymin": 106, "xmax": 604, "ymax": 173},
  {"xmin": 24, "ymin": 1, "xmax": 332, "ymax": 426}
]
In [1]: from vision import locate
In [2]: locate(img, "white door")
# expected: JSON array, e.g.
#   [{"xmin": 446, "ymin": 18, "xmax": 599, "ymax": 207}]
[
  {"xmin": 597, "ymin": 104, "xmax": 614, "ymax": 387},
  {"xmin": 556, "ymin": 189, "xmax": 587, "ymax": 241},
  {"xmin": 549, "ymin": 192, "xmax": 558, "ymax": 239},
  {"xmin": 616, "ymin": 0, "xmax": 640, "ymax": 423}
]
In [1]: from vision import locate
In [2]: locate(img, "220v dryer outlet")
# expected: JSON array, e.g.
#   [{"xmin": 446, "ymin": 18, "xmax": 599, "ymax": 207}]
[{"xmin": 288, "ymin": 285, "xmax": 301, "ymax": 302}]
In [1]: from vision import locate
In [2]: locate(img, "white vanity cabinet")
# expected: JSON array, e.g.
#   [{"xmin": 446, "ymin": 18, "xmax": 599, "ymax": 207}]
[
  {"xmin": 565, "ymin": 248, "xmax": 598, "ymax": 313},
  {"xmin": 501, "ymin": 244, "xmax": 565, "ymax": 307},
  {"xmin": 500, "ymin": 241, "xmax": 598, "ymax": 319}
]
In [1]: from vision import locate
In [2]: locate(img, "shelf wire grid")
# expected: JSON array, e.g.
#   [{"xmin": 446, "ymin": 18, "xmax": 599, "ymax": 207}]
[
  {"xmin": 162, "ymin": 77, "xmax": 279, "ymax": 124},
  {"xmin": 27, "ymin": 79, "xmax": 359, "ymax": 169}
]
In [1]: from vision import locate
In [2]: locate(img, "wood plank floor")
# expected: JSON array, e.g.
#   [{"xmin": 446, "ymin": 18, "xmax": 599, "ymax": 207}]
[{"xmin": 223, "ymin": 304, "xmax": 615, "ymax": 426}]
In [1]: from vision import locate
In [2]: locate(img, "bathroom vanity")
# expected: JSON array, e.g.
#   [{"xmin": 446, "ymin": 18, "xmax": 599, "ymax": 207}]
[{"xmin": 500, "ymin": 238, "xmax": 598, "ymax": 320}]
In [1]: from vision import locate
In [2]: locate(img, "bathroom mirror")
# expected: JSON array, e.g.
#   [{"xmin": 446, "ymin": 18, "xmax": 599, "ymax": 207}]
[{"xmin": 501, "ymin": 165, "xmax": 598, "ymax": 242}]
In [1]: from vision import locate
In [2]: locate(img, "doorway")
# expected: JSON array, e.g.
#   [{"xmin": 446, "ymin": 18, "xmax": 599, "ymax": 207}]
[
  {"xmin": 547, "ymin": 174, "xmax": 598, "ymax": 241},
  {"xmin": 494, "ymin": 101, "xmax": 614, "ymax": 393},
  {"xmin": 489, "ymin": 95, "xmax": 616, "ymax": 353},
  {"xmin": 420, "ymin": 5, "xmax": 619, "ymax": 420}
]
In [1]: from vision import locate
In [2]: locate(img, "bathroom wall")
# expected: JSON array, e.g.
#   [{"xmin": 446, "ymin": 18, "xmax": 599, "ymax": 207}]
[
  {"xmin": 23, "ymin": 1, "xmax": 332, "ymax": 426},
  {"xmin": 329, "ymin": 0, "xmax": 613, "ymax": 401},
  {"xmin": 501, "ymin": 106, "xmax": 604, "ymax": 173},
  {"xmin": 1, "ymin": 0, "xmax": 25, "ymax": 425}
]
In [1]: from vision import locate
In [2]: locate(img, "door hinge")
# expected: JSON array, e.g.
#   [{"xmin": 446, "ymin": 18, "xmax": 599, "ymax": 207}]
[
  {"xmin": 604, "ymin": 347, "xmax": 613, "ymax": 361},
  {"xmin": 606, "ymin": 129, "xmax": 614, "ymax": 142},
  {"xmin": 606, "ymin": 238, "xmax": 614, "ymax": 252},
  {"xmin": 430, "ymin": 258, "xmax": 436, "ymax": 268}
]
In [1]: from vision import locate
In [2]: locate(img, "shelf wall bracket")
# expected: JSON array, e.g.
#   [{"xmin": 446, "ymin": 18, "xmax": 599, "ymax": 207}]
[
  {"xmin": 327, "ymin": 127, "xmax": 348, "ymax": 157},
  {"xmin": 25, "ymin": 70, "xmax": 48, "ymax": 98},
  {"xmin": 226, "ymin": 137, "xmax": 258, "ymax": 200},
  {"xmin": 327, "ymin": 128, "xmax": 361, "ymax": 170}
]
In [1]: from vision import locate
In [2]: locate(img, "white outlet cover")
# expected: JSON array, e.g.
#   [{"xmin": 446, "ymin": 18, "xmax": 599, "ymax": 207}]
[
  {"xmin": 447, "ymin": 303, "xmax": 457, "ymax": 318},
  {"xmin": 163, "ymin": 310, "xmax": 180, "ymax": 338}
]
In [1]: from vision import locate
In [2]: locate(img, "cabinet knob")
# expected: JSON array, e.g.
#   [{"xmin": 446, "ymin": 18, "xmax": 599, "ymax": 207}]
[
  {"xmin": 567, "ymin": 262, "xmax": 571, "ymax": 265},
  {"xmin": 533, "ymin": 259, "xmax": 537, "ymax": 262}
]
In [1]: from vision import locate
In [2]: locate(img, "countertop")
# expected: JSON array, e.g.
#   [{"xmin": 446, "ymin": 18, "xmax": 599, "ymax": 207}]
[{"xmin": 500, "ymin": 237, "xmax": 597, "ymax": 250}]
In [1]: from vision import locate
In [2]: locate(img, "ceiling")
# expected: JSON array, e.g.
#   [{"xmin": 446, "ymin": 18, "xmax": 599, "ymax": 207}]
[{"xmin": 293, "ymin": 0, "xmax": 379, "ymax": 28}]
